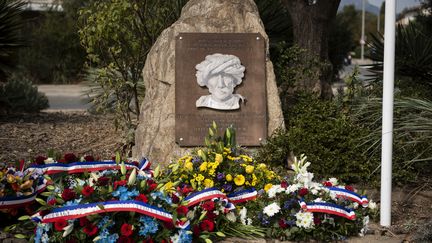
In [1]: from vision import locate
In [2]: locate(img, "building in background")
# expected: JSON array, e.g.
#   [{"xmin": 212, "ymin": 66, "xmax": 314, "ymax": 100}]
[{"xmin": 24, "ymin": 0, "xmax": 62, "ymax": 11}]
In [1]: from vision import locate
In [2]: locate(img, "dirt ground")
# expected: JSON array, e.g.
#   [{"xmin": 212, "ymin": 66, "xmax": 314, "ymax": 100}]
[{"xmin": 0, "ymin": 111, "xmax": 431, "ymax": 242}]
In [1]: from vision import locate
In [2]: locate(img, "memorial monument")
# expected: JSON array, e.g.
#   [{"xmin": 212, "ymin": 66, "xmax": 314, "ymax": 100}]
[{"xmin": 133, "ymin": 0, "xmax": 284, "ymax": 164}]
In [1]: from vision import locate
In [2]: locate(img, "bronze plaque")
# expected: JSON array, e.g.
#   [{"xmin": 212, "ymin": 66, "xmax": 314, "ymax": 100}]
[{"xmin": 175, "ymin": 33, "xmax": 267, "ymax": 146}]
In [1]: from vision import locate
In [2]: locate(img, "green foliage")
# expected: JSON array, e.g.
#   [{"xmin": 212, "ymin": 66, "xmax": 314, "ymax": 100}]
[
  {"xmin": 0, "ymin": 73, "xmax": 48, "ymax": 112},
  {"xmin": 257, "ymin": 93, "xmax": 377, "ymax": 184},
  {"xmin": 0, "ymin": 0, "xmax": 25, "ymax": 80},
  {"xmin": 16, "ymin": 0, "xmax": 86, "ymax": 84},
  {"xmin": 271, "ymin": 44, "xmax": 325, "ymax": 115},
  {"xmin": 367, "ymin": 22, "xmax": 432, "ymax": 97},
  {"xmin": 79, "ymin": 0, "xmax": 187, "ymax": 147}
]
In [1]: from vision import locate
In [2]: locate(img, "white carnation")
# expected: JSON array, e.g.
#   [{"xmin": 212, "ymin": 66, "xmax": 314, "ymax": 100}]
[
  {"xmin": 295, "ymin": 211, "xmax": 314, "ymax": 229},
  {"xmin": 329, "ymin": 177, "xmax": 338, "ymax": 186},
  {"xmin": 263, "ymin": 202, "xmax": 281, "ymax": 217},
  {"xmin": 226, "ymin": 212, "xmax": 237, "ymax": 222},
  {"xmin": 368, "ymin": 201, "xmax": 377, "ymax": 210},
  {"xmin": 267, "ymin": 185, "xmax": 283, "ymax": 198}
]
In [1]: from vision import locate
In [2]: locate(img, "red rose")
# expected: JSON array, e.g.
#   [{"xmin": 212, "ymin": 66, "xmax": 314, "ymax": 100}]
[
  {"xmin": 114, "ymin": 180, "xmax": 127, "ymax": 190},
  {"xmin": 81, "ymin": 186, "xmax": 94, "ymax": 197},
  {"xmin": 200, "ymin": 219, "xmax": 215, "ymax": 232},
  {"xmin": 63, "ymin": 153, "xmax": 77, "ymax": 163},
  {"xmin": 345, "ymin": 185, "xmax": 354, "ymax": 191},
  {"xmin": 118, "ymin": 236, "xmax": 133, "ymax": 243},
  {"xmin": 146, "ymin": 180, "xmax": 157, "ymax": 192},
  {"xmin": 201, "ymin": 201, "xmax": 215, "ymax": 211},
  {"xmin": 280, "ymin": 180, "xmax": 288, "ymax": 188},
  {"xmin": 278, "ymin": 219, "xmax": 288, "ymax": 229},
  {"xmin": 179, "ymin": 185, "xmax": 194, "ymax": 195},
  {"xmin": 298, "ymin": 188, "xmax": 309, "ymax": 197},
  {"xmin": 176, "ymin": 205, "xmax": 188, "ymax": 216},
  {"xmin": 323, "ymin": 181, "xmax": 333, "ymax": 187},
  {"xmin": 79, "ymin": 217, "xmax": 90, "ymax": 227},
  {"xmin": 97, "ymin": 176, "xmax": 110, "ymax": 186},
  {"xmin": 65, "ymin": 237, "xmax": 78, "ymax": 243},
  {"xmin": 54, "ymin": 220, "xmax": 68, "ymax": 231},
  {"xmin": 206, "ymin": 211, "xmax": 217, "ymax": 220},
  {"xmin": 314, "ymin": 216, "xmax": 322, "ymax": 225},
  {"xmin": 135, "ymin": 194, "xmax": 148, "ymax": 203},
  {"xmin": 193, "ymin": 225, "xmax": 201, "ymax": 236},
  {"xmin": 171, "ymin": 194, "xmax": 180, "ymax": 203},
  {"xmin": 120, "ymin": 223, "xmax": 133, "ymax": 237},
  {"xmin": 163, "ymin": 221, "xmax": 175, "ymax": 230},
  {"xmin": 61, "ymin": 188, "xmax": 76, "ymax": 201},
  {"xmin": 83, "ymin": 223, "xmax": 98, "ymax": 236},
  {"xmin": 142, "ymin": 238, "xmax": 154, "ymax": 243},
  {"xmin": 84, "ymin": 155, "xmax": 95, "ymax": 162},
  {"xmin": 35, "ymin": 156, "xmax": 47, "ymax": 165},
  {"xmin": 48, "ymin": 198, "xmax": 57, "ymax": 206}
]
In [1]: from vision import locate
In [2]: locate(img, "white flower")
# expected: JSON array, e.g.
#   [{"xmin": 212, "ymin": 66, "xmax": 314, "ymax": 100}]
[
  {"xmin": 186, "ymin": 209, "xmax": 196, "ymax": 219},
  {"xmin": 263, "ymin": 202, "xmax": 281, "ymax": 217},
  {"xmin": 368, "ymin": 201, "xmax": 377, "ymax": 210},
  {"xmin": 267, "ymin": 185, "xmax": 283, "ymax": 198},
  {"xmin": 295, "ymin": 211, "xmax": 314, "ymax": 229},
  {"xmin": 329, "ymin": 177, "xmax": 338, "ymax": 186},
  {"xmin": 286, "ymin": 184, "xmax": 300, "ymax": 194},
  {"xmin": 239, "ymin": 207, "xmax": 252, "ymax": 225},
  {"xmin": 226, "ymin": 212, "xmax": 237, "ymax": 222},
  {"xmin": 314, "ymin": 197, "xmax": 323, "ymax": 202},
  {"xmin": 62, "ymin": 223, "xmax": 74, "ymax": 237},
  {"xmin": 44, "ymin": 158, "xmax": 55, "ymax": 164},
  {"xmin": 311, "ymin": 188, "xmax": 319, "ymax": 195},
  {"xmin": 359, "ymin": 216, "xmax": 370, "ymax": 236},
  {"xmin": 170, "ymin": 233, "xmax": 180, "ymax": 243},
  {"xmin": 296, "ymin": 172, "xmax": 314, "ymax": 187}
]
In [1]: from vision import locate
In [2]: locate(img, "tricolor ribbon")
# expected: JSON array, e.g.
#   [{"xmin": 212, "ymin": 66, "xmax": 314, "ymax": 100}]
[
  {"xmin": 26, "ymin": 160, "xmax": 151, "ymax": 175},
  {"xmin": 328, "ymin": 187, "xmax": 369, "ymax": 207},
  {"xmin": 185, "ymin": 188, "xmax": 227, "ymax": 207},
  {"xmin": 41, "ymin": 200, "xmax": 172, "ymax": 223},
  {"xmin": 227, "ymin": 188, "xmax": 257, "ymax": 204},
  {"xmin": 0, "ymin": 177, "xmax": 48, "ymax": 209},
  {"xmin": 300, "ymin": 201, "xmax": 356, "ymax": 220}
]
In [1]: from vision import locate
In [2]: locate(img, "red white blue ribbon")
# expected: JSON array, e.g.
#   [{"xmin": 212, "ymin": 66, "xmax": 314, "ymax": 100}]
[
  {"xmin": 300, "ymin": 201, "xmax": 356, "ymax": 220},
  {"xmin": 329, "ymin": 187, "xmax": 369, "ymax": 207},
  {"xmin": 26, "ymin": 160, "xmax": 150, "ymax": 175},
  {"xmin": 0, "ymin": 177, "xmax": 48, "ymax": 209},
  {"xmin": 185, "ymin": 188, "xmax": 227, "ymax": 207},
  {"xmin": 41, "ymin": 200, "xmax": 172, "ymax": 223},
  {"xmin": 227, "ymin": 188, "xmax": 257, "ymax": 204}
]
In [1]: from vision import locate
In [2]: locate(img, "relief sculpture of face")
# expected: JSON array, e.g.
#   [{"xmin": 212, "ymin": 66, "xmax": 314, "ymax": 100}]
[{"xmin": 195, "ymin": 53, "xmax": 246, "ymax": 110}]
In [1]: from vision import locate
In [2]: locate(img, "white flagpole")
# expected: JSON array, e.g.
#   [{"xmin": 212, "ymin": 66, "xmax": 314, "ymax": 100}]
[{"xmin": 380, "ymin": 0, "xmax": 396, "ymax": 227}]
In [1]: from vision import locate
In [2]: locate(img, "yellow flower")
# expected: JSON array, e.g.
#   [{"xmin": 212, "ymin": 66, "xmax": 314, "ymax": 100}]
[
  {"xmin": 245, "ymin": 165, "xmax": 254, "ymax": 174},
  {"xmin": 7, "ymin": 174, "xmax": 16, "ymax": 184},
  {"xmin": 234, "ymin": 174, "xmax": 245, "ymax": 186},
  {"xmin": 203, "ymin": 179, "xmax": 214, "ymax": 188},
  {"xmin": 240, "ymin": 155, "xmax": 253, "ymax": 162},
  {"xmin": 226, "ymin": 174, "xmax": 233, "ymax": 182},
  {"xmin": 258, "ymin": 163, "xmax": 267, "ymax": 170},
  {"xmin": 184, "ymin": 161, "xmax": 193, "ymax": 171},
  {"xmin": 164, "ymin": 181, "xmax": 174, "ymax": 192},
  {"xmin": 215, "ymin": 153, "xmax": 223, "ymax": 163},
  {"xmin": 199, "ymin": 162, "xmax": 208, "ymax": 172},
  {"xmin": 264, "ymin": 183, "xmax": 273, "ymax": 192},
  {"xmin": 195, "ymin": 174, "xmax": 205, "ymax": 182},
  {"xmin": 266, "ymin": 171, "xmax": 276, "ymax": 180}
]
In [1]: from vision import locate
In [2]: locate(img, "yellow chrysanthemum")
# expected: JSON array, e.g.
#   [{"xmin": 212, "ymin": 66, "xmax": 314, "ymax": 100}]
[
  {"xmin": 258, "ymin": 163, "xmax": 267, "ymax": 170},
  {"xmin": 164, "ymin": 181, "xmax": 174, "ymax": 192},
  {"xmin": 264, "ymin": 183, "xmax": 273, "ymax": 192},
  {"xmin": 234, "ymin": 174, "xmax": 245, "ymax": 186},
  {"xmin": 226, "ymin": 174, "xmax": 233, "ymax": 182},
  {"xmin": 184, "ymin": 161, "xmax": 193, "ymax": 171},
  {"xmin": 199, "ymin": 162, "xmax": 208, "ymax": 172},
  {"xmin": 245, "ymin": 165, "xmax": 254, "ymax": 174},
  {"xmin": 215, "ymin": 153, "xmax": 223, "ymax": 163},
  {"xmin": 203, "ymin": 179, "xmax": 214, "ymax": 188}
]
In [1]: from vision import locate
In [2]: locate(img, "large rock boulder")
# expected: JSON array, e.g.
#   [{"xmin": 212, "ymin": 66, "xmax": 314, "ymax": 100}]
[{"xmin": 133, "ymin": 0, "xmax": 284, "ymax": 164}]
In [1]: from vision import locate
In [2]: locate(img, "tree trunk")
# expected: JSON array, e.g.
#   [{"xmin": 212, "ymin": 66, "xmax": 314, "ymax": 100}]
[{"xmin": 282, "ymin": 0, "xmax": 340, "ymax": 98}]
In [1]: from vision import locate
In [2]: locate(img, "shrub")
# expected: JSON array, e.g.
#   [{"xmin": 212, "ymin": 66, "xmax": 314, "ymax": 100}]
[
  {"xmin": 0, "ymin": 74, "xmax": 48, "ymax": 113},
  {"xmin": 256, "ymin": 93, "xmax": 377, "ymax": 184}
]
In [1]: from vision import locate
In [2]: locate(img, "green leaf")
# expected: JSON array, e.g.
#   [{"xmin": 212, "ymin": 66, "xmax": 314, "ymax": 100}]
[
  {"xmin": 14, "ymin": 234, "xmax": 27, "ymax": 239},
  {"xmin": 216, "ymin": 232, "xmax": 226, "ymax": 237},
  {"xmin": 35, "ymin": 197, "xmax": 47, "ymax": 206},
  {"xmin": 205, "ymin": 239, "xmax": 213, "ymax": 243},
  {"xmin": 18, "ymin": 215, "xmax": 30, "ymax": 221},
  {"xmin": 153, "ymin": 165, "xmax": 160, "ymax": 178},
  {"xmin": 97, "ymin": 204, "xmax": 105, "ymax": 210},
  {"xmin": 115, "ymin": 152, "xmax": 121, "ymax": 165}
]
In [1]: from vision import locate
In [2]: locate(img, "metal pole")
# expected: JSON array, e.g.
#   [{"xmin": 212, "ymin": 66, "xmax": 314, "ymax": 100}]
[
  {"xmin": 361, "ymin": 0, "xmax": 365, "ymax": 60},
  {"xmin": 380, "ymin": 0, "xmax": 396, "ymax": 228},
  {"xmin": 377, "ymin": 9, "xmax": 380, "ymax": 32}
]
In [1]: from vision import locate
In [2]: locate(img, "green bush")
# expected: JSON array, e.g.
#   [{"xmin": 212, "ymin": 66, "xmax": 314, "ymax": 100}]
[
  {"xmin": 0, "ymin": 74, "xmax": 48, "ymax": 112},
  {"xmin": 256, "ymin": 93, "xmax": 377, "ymax": 184}
]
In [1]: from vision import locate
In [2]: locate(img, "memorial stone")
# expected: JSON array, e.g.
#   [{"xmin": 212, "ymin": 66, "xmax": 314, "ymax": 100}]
[{"xmin": 133, "ymin": 0, "xmax": 284, "ymax": 165}]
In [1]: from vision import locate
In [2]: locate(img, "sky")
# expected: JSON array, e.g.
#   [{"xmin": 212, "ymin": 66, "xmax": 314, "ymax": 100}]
[{"xmin": 368, "ymin": 0, "xmax": 422, "ymax": 13}]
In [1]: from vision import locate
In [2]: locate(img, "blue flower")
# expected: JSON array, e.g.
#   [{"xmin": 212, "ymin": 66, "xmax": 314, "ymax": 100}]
[
  {"xmin": 150, "ymin": 191, "xmax": 172, "ymax": 204},
  {"xmin": 98, "ymin": 216, "xmax": 114, "ymax": 228},
  {"xmin": 217, "ymin": 172, "xmax": 225, "ymax": 181},
  {"xmin": 139, "ymin": 216, "xmax": 159, "ymax": 236},
  {"xmin": 178, "ymin": 230, "xmax": 193, "ymax": 243}
]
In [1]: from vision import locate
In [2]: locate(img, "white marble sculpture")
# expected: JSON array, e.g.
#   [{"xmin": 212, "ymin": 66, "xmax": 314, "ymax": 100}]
[{"xmin": 195, "ymin": 53, "xmax": 246, "ymax": 110}]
